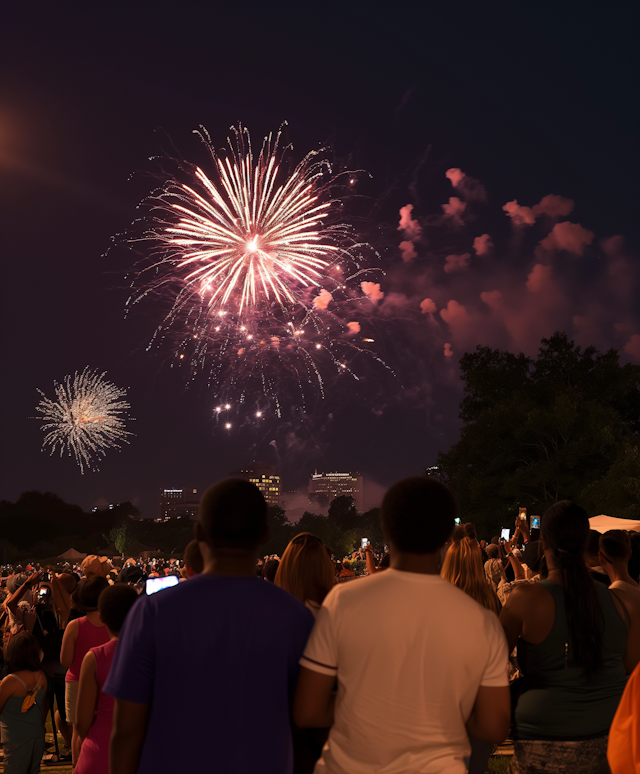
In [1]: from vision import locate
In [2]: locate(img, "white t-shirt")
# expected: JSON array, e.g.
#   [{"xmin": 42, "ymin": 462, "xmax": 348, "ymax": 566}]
[{"xmin": 301, "ymin": 568, "xmax": 508, "ymax": 774}]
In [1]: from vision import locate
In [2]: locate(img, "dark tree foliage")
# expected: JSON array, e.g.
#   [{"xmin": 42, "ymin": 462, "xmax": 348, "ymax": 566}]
[
  {"xmin": 438, "ymin": 332, "xmax": 640, "ymax": 538},
  {"xmin": 0, "ymin": 490, "xmax": 385, "ymax": 561}
]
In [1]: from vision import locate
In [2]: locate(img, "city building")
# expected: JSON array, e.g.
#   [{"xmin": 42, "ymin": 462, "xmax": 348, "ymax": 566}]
[
  {"xmin": 308, "ymin": 471, "xmax": 364, "ymax": 512},
  {"xmin": 230, "ymin": 463, "xmax": 282, "ymax": 506},
  {"xmin": 159, "ymin": 488, "xmax": 199, "ymax": 520}
]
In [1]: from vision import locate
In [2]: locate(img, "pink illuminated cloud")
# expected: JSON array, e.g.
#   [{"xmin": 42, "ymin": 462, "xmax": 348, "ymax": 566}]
[
  {"xmin": 346, "ymin": 321, "xmax": 361, "ymax": 335},
  {"xmin": 439, "ymin": 299, "xmax": 470, "ymax": 329},
  {"xmin": 420, "ymin": 297, "xmax": 437, "ymax": 314},
  {"xmin": 601, "ymin": 235, "xmax": 624, "ymax": 257},
  {"xmin": 441, "ymin": 196, "xmax": 467, "ymax": 224},
  {"xmin": 446, "ymin": 168, "xmax": 487, "ymax": 201},
  {"xmin": 398, "ymin": 204, "xmax": 422, "ymax": 239},
  {"xmin": 312, "ymin": 288, "xmax": 332, "ymax": 310},
  {"xmin": 444, "ymin": 343, "xmax": 454, "ymax": 357},
  {"xmin": 532, "ymin": 194, "xmax": 574, "ymax": 219},
  {"xmin": 538, "ymin": 221, "xmax": 595, "ymax": 255},
  {"xmin": 503, "ymin": 200, "xmax": 536, "ymax": 226},
  {"xmin": 526, "ymin": 263, "xmax": 553, "ymax": 292},
  {"xmin": 624, "ymin": 334, "xmax": 640, "ymax": 361},
  {"xmin": 480, "ymin": 290, "xmax": 503, "ymax": 309},
  {"xmin": 444, "ymin": 252, "xmax": 471, "ymax": 273},
  {"xmin": 473, "ymin": 234, "xmax": 493, "ymax": 255},
  {"xmin": 445, "ymin": 168, "xmax": 465, "ymax": 188},
  {"xmin": 399, "ymin": 240, "xmax": 417, "ymax": 262},
  {"xmin": 361, "ymin": 281, "xmax": 384, "ymax": 302}
]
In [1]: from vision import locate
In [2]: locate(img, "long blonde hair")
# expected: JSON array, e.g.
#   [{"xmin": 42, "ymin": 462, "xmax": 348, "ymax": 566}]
[
  {"xmin": 274, "ymin": 532, "xmax": 335, "ymax": 606},
  {"xmin": 441, "ymin": 537, "xmax": 500, "ymax": 614}
]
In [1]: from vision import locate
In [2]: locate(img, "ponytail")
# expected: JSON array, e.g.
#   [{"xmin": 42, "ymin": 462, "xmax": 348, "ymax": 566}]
[{"xmin": 542, "ymin": 502, "xmax": 603, "ymax": 675}]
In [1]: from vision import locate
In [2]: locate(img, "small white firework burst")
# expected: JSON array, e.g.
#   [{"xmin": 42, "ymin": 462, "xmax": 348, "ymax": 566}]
[{"xmin": 35, "ymin": 368, "xmax": 133, "ymax": 473}]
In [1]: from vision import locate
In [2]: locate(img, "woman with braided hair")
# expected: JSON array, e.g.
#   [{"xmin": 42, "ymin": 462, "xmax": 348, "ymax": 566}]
[{"xmin": 500, "ymin": 501, "xmax": 640, "ymax": 774}]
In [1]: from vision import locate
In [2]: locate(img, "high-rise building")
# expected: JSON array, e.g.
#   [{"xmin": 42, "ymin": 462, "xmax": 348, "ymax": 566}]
[
  {"xmin": 230, "ymin": 463, "xmax": 282, "ymax": 506},
  {"xmin": 159, "ymin": 488, "xmax": 199, "ymax": 520},
  {"xmin": 308, "ymin": 471, "xmax": 364, "ymax": 512}
]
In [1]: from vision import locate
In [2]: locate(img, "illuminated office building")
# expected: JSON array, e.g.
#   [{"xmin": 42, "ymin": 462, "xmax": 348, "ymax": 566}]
[
  {"xmin": 159, "ymin": 488, "xmax": 199, "ymax": 520},
  {"xmin": 308, "ymin": 471, "xmax": 364, "ymax": 511},
  {"xmin": 230, "ymin": 463, "xmax": 281, "ymax": 506}
]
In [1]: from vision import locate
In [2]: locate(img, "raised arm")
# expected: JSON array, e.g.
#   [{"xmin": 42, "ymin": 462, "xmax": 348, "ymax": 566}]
[
  {"xmin": 5, "ymin": 572, "xmax": 42, "ymax": 618},
  {"xmin": 364, "ymin": 546, "xmax": 377, "ymax": 575}
]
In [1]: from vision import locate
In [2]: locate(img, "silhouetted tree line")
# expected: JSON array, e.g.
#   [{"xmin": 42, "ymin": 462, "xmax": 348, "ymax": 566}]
[
  {"xmin": 0, "ymin": 492, "xmax": 382, "ymax": 562},
  {"xmin": 436, "ymin": 331, "xmax": 640, "ymax": 539}
]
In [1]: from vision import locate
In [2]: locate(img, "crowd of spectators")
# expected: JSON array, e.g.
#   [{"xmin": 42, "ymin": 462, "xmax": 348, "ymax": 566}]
[{"xmin": 0, "ymin": 477, "xmax": 638, "ymax": 773}]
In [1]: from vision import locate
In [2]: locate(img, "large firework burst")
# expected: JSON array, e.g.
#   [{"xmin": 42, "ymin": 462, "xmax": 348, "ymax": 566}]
[
  {"xmin": 36, "ymin": 369, "xmax": 133, "ymax": 473},
  {"xmin": 126, "ymin": 124, "xmax": 388, "ymax": 419}
]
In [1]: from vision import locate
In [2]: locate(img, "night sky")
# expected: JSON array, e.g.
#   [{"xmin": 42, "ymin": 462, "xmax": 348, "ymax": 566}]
[{"xmin": 2, "ymin": 2, "xmax": 639, "ymax": 518}]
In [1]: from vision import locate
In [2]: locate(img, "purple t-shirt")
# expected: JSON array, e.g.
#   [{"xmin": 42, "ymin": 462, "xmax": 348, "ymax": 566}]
[{"xmin": 104, "ymin": 574, "xmax": 314, "ymax": 774}]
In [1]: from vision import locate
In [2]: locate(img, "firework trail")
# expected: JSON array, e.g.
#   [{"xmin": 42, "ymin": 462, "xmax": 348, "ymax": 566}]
[
  {"xmin": 35, "ymin": 369, "xmax": 133, "ymax": 473},
  {"xmin": 126, "ymin": 124, "xmax": 389, "ymax": 420}
]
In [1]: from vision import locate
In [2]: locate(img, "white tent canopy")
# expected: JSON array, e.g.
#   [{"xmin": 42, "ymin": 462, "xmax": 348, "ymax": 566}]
[{"xmin": 589, "ymin": 515, "xmax": 640, "ymax": 534}]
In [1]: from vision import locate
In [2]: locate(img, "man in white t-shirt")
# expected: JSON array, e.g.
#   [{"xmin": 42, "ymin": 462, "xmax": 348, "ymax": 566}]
[{"xmin": 294, "ymin": 477, "xmax": 510, "ymax": 774}]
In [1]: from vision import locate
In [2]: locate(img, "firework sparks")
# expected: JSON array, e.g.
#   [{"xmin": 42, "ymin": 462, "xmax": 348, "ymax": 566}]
[
  {"xmin": 126, "ymin": 124, "xmax": 391, "ymax": 417},
  {"xmin": 35, "ymin": 369, "xmax": 133, "ymax": 473}
]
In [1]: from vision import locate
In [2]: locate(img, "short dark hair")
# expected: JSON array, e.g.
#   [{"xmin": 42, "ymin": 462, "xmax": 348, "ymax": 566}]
[
  {"xmin": 263, "ymin": 559, "xmax": 279, "ymax": 582},
  {"xmin": 199, "ymin": 479, "xmax": 268, "ymax": 549},
  {"xmin": 600, "ymin": 530, "xmax": 632, "ymax": 561},
  {"xmin": 183, "ymin": 539, "xmax": 204, "ymax": 574},
  {"xmin": 98, "ymin": 584, "xmax": 139, "ymax": 633},
  {"xmin": 72, "ymin": 576, "xmax": 109, "ymax": 612},
  {"xmin": 6, "ymin": 632, "xmax": 42, "ymax": 673},
  {"xmin": 381, "ymin": 477, "xmax": 457, "ymax": 553}
]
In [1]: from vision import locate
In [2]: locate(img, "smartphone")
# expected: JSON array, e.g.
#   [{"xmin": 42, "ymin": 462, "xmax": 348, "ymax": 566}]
[
  {"xmin": 146, "ymin": 576, "xmax": 179, "ymax": 595},
  {"xmin": 531, "ymin": 516, "xmax": 541, "ymax": 530},
  {"xmin": 518, "ymin": 507, "xmax": 527, "ymax": 523},
  {"xmin": 501, "ymin": 528, "xmax": 510, "ymax": 541},
  {"xmin": 361, "ymin": 538, "xmax": 369, "ymax": 548},
  {"xmin": 454, "ymin": 517, "xmax": 461, "ymax": 526}
]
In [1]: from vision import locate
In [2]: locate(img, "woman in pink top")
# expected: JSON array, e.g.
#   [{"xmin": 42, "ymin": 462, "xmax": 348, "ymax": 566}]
[
  {"xmin": 60, "ymin": 577, "xmax": 110, "ymax": 764},
  {"xmin": 75, "ymin": 584, "xmax": 139, "ymax": 774}
]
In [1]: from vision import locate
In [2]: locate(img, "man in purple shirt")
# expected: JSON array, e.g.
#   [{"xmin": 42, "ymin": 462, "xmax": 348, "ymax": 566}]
[{"xmin": 105, "ymin": 479, "xmax": 314, "ymax": 774}]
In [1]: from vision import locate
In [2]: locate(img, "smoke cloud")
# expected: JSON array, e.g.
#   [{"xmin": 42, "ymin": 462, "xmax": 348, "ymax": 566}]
[
  {"xmin": 347, "ymin": 321, "xmax": 361, "ymax": 334},
  {"xmin": 445, "ymin": 168, "xmax": 465, "ymax": 188},
  {"xmin": 399, "ymin": 240, "xmax": 417, "ymax": 262},
  {"xmin": 624, "ymin": 334, "xmax": 640, "ymax": 361},
  {"xmin": 398, "ymin": 204, "xmax": 422, "ymax": 239},
  {"xmin": 441, "ymin": 197, "xmax": 467, "ymax": 224},
  {"xmin": 473, "ymin": 234, "xmax": 493, "ymax": 255},
  {"xmin": 388, "ymin": 175, "xmax": 638, "ymax": 375},
  {"xmin": 361, "ymin": 281, "xmax": 384, "ymax": 302},
  {"xmin": 503, "ymin": 200, "xmax": 536, "ymax": 226},
  {"xmin": 312, "ymin": 288, "xmax": 332, "ymax": 310},
  {"xmin": 537, "ymin": 221, "xmax": 595, "ymax": 256},
  {"xmin": 420, "ymin": 298, "xmax": 437, "ymax": 314},
  {"xmin": 444, "ymin": 252, "xmax": 471, "ymax": 273},
  {"xmin": 445, "ymin": 168, "xmax": 487, "ymax": 201},
  {"xmin": 532, "ymin": 194, "xmax": 574, "ymax": 218}
]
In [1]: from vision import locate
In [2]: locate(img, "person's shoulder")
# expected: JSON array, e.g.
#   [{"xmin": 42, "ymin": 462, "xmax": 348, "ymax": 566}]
[
  {"xmin": 258, "ymin": 580, "xmax": 314, "ymax": 617},
  {"xmin": 505, "ymin": 579, "xmax": 550, "ymax": 608}
]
